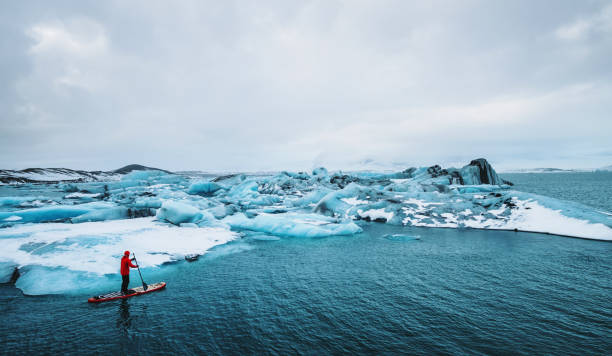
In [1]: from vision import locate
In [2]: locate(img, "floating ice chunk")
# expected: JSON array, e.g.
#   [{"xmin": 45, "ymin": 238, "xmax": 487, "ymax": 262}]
[
  {"xmin": 312, "ymin": 167, "xmax": 328, "ymax": 176},
  {"xmin": 1, "ymin": 196, "xmax": 43, "ymax": 207},
  {"xmin": 15, "ymin": 266, "xmax": 114, "ymax": 295},
  {"xmin": 223, "ymin": 213, "xmax": 362, "ymax": 238},
  {"xmin": 248, "ymin": 195, "xmax": 281, "ymax": 206},
  {"xmin": 0, "ymin": 202, "xmax": 115, "ymax": 224},
  {"xmin": 245, "ymin": 232, "xmax": 281, "ymax": 241},
  {"xmin": 383, "ymin": 234, "xmax": 420, "ymax": 242},
  {"xmin": 403, "ymin": 198, "xmax": 443, "ymax": 212},
  {"xmin": 280, "ymin": 171, "xmax": 310, "ymax": 180},
  {"xmin": 132, "ymin": 197, "xmax": 163, "ymax": 209},
  {"xmin": 395, "ymin": 190, "xmax": 612, "ymax": 240},
  {"xmin": 470, "ymin": 198, "xmax": 612, "ymax": 240},
  {"xmin": 202, "ymin": 242, "xmax": 255, "ymax": 260},
  {"xmin": 3, "ymin": 215, "xmax": 22, "ymax": 222},
  {"xmin": 460, "ymin": 158, "xmax": 504, "ymax": 185},
  {"xmin": 70, "ymin": 207, "xmax": 148, "ymax": 223},
  {"xmin": 0, "ymin": 262, "xmax": 18, "ymax": 283},
  {"xmin": 251, "ymin": 235, "xmax": 281, "ymax": 241},
  {"xmin": 188, "ymin": 181, "xmax": 223, "ymax": 196},
  {"xmin": 384, "ymin": 181, "xmax": 424, "ymax": 193},
  {"xmin": 59, "ymin": 183, "xmax": 79, "ymax": 192},
  {"xmin": 438, "ymin": 213, "xmax": 459, "ymax": 227},
  {"xmin": 459, "ymin": 209, "xmax": 473, "ymax": 216},
  {"xmin": 64, "ymin": 192, "xmax": 101, "ymax": 199},
  {"xmin": 196, "ymin": 210, "xmax": 227, "ymax": 228},
  {"xmin": 228, "ymin": 180, "xmax": 259, "ymax": 199},
  {"xmin": 207, "ymin": 204, "xmax": 238, "ymax": 219},
  {"xmin": 156, "ymin": 200, "xmax": 203, "ymax": 225},
  {"xmin": 180, "ymin": 223, "xmax": 199, "ymax": 228},
  {"xmin": 314, "ymin": 183, "xmax": 368, "ymax": 216},
  {"xmin": 358, "ymin": 208, "xmax": 394, "ymax": 222},
  {"xmin": 341, "ymin": 197, "xmax": 369, "ymax": 205},
  {"xmin": 452, "ymin": 185, "xmax": 501, "ymax": 194},
  {"xmin": 314, "ymin": 193, "xmax": 351, "ymax": 216},
  {"xmin": 460, "ymin": 166, "xmax": 484, "ymax": 185},
  {"xmin": 288, "ymin": 188, "xmax": 332, "ymax": 208}
]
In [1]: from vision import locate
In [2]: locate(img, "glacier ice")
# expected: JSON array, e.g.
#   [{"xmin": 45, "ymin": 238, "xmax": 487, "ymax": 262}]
[
  {"xmin": 1, "ymin": 158, "xmax": 612, "ymax": 294},
  {"xmin": 1, "ymin": 196, "xmax": 45, "ymax": 207},
  {"xmin": 0, "ymin": 261, "xmax": 18, "ymax": 283},
  {"xmin": 156, "ymin": 200, "xmax": 204, "ymax": 225},
  {"xmin": 0, "ymin": 202, "xmax": 116, "ymax": 223},
  {"xmin": 223, "ymin": 212, "xmax": 362, "ymax": 238},
  {"xmin": 312, "ymin": 167, "xmax": 328, "ymax": 176},
  {"xmin": 0, "ymin": 218, "xmax": 237, "ymax": 294},
  {"xmin": 188, "ymin": 181, "xmax": 223, "ymax": 196}
]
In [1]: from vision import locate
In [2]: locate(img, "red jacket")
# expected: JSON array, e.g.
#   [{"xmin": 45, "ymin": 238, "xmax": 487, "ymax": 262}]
[{"xmin": 120, "ymin": 255, "xmax": 138, "ymax": 275}]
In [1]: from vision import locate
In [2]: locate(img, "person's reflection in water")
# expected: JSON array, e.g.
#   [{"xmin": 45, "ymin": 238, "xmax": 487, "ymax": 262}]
[{"xmin": 117, "ymin": 299, "xmax": 131, "ymax": 332}]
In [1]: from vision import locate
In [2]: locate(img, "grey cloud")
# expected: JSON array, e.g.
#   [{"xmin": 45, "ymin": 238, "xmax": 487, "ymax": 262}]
[{"xmin": 0, "ymin": 0, "xmax": 611, "ymax": 171}]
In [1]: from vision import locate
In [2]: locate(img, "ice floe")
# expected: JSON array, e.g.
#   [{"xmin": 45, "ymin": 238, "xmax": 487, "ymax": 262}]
[{"xmin": 0, "ymin": 217, "xmax": 236, "ymax": 294}]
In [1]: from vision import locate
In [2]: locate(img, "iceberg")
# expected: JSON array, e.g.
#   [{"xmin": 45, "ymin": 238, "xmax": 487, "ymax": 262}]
[
  {"xmin": 383, "ymin": 234, "xmax": 420, "ymax": 242},
  {"xmin": 223, "ymin": 212, "xmax": 362, "ymax": 238},
  {"xmin": 156, "ymin": 200, "xmax": 203, "ymax": 225},
  {"xmin": 459, "ymin": 158, "xmax": 506, "ymax": 185},
  {"xmin": 1, "ymin": 196, "xmax": 44, "ymax": 207},
  {"xmin": 0, "ymin": 261, "xmax": 18, "ymax": 283},
  {"xmin": 188, "ymin": 181, "xmax": 223, "ymax": 196},
  {"xmin": 0, "ymin": 202, "xmax": 116, "ymax": 224}
]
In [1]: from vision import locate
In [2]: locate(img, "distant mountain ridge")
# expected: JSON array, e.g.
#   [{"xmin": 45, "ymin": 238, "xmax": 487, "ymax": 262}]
[
  {"xmin": 500, "ymin": 168, "xmax": 590, "ymax": 173},
  {"xmin": 112, "ymin": 164, "xmax": 172, "ymax": 174},
  {"xmin": 0, "ymin": 164, "xmax": 171, "ymax": 184},
  {"xmin": 596, "ymin": 165, "xmax": 612, "ymax": 172}
]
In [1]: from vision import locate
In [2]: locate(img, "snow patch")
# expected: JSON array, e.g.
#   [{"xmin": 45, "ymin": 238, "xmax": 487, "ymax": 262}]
[
  {"xmin": 341, "ymin": 197, "xmax": 369, "ymax": 205},
  {"xmin": 0, "ymin": 217, "xmax": 237, "ymax": 294},
  {"xmin": 358, "ymin": 208, "xmax": 394, "ymax": 222}
]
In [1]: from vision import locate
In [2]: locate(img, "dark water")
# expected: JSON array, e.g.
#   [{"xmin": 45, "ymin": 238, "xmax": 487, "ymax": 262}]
[
  {"xmin": 501, "ymin": 172, "xmax": 612, "ymax": 213},
  {"xmin": 1, "ymin": 224, "xmax": 611, "ymax": 355},
  {"xmin": 2, "ymin": 173, "xmax": 612, "ymax": 354}
]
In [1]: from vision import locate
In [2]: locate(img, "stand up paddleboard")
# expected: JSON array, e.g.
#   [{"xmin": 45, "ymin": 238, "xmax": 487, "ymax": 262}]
[{"xmin": 88, "ymin": 282, "xmax": 166, "ymax": 303}]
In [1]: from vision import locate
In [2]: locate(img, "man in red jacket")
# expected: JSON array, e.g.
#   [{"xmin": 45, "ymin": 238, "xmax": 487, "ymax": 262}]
[{"xmin": 121, "ymin": 250, "xmax": 138, "ymax": 294}]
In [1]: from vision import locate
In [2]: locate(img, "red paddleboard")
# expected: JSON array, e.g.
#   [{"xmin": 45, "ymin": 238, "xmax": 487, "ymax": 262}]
[{"xmin": 88, "ymin": 282, "xmax": 166, "ymax": 303}]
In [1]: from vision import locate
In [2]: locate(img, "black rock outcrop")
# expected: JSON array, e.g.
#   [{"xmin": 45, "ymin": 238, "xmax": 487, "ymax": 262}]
[{"xmin": 467, "ymin": 158, "xmax": 501, "ymax": 185}]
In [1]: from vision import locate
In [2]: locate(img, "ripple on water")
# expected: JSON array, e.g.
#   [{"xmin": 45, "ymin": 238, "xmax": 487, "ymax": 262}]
[{"xmin": 0, "ymin": 224, "xmax": 611, "ymax": 354}]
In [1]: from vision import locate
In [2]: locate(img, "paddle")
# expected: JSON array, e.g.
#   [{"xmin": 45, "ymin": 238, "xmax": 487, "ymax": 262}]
[{"xmin": 132, "ymin": 253, "xmax": 148, "ymax": 291}]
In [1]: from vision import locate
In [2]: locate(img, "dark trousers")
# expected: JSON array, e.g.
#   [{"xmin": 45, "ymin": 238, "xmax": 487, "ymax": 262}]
[{"xmin": 121, "ymin": 274, "xmax": 129, "ymax": 293}]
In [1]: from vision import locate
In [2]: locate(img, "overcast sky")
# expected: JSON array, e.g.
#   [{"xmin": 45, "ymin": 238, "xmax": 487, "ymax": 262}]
[{"xmin": 1, "ymin": 0, "xmax": 611, "ymax": 172}]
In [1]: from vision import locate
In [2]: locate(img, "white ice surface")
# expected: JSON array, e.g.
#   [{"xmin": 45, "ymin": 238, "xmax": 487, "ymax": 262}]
[
  {"xmin": 358, "ymin": 208, "xmax": 394, "ymax": 222},
  {"xmin": 401, "ymin": 197, "xmax": 612, "ymax": 240},
  {"xmin": 471, "ymin": 199, "xmax": 612, "ymax": 240},
  {"xmin": 223, "ymin": 212, "xmax": 362, "ymax": 238},
  {"xmin": 341, "ymin": 197, "xmax": 369, "ymax": 205},
  {"xmin": 64, "ymin": 192, "xmax": 100, "ymax": 199},
  {"xmin": 0, "ymin": 217, "xmax": 237, "ymax": 276}
]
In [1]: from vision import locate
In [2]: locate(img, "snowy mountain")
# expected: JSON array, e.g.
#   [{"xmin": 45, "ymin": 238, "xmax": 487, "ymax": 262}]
[
  {"xmin": 500, "ymin": 168, "xmax": 588, "ymax": 173},
  {"xmin": 0, "ymin": 164, "xmax": 169, "ymax": 184}
]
